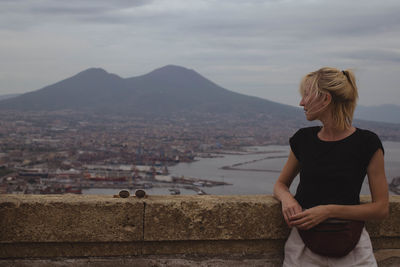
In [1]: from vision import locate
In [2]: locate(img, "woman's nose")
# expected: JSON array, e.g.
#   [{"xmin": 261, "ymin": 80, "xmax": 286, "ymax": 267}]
[{"xmin": 299, "ymin": 98, "xmax": 305, "ymax": 107}]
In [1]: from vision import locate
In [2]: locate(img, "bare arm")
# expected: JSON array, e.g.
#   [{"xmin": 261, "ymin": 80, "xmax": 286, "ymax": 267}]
[
  {"xmin": 273, "ymin": 150, "xmax": 302, "ymax": 226},
  {"xmin": 290, "ymin": 149, "xmax": 389, "ymax": 229},
  {"xmin": 327, "ymin": 149, "xmax": 389, "ymax": 220}
]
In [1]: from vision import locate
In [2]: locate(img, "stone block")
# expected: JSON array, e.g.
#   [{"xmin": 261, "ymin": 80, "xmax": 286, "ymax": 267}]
[
  {"xmin": 144, "ymin": 195, "xmax": 289, "ymax": 241},
  {"xmin": 0, "ymin": 194, "xmax": 144, "ymax": 243},
  {"xmin": 362, "ymin": 195, "xmax": 400, "ymax": 238}
]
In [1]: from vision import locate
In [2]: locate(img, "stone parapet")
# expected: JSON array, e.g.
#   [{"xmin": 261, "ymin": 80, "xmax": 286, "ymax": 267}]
[{"xmin": 1, "ymin": 194, "xmax": 399, "ymax": 266}]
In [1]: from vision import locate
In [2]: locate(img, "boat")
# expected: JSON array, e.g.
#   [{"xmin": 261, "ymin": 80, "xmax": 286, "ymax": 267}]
[
  {"xmin": 169, "ymin": 188, "xmax": 181, "ymax": 195},
  {"xmin": 64, "ymin": 186, "xmax": 82, "ymax": 194}
]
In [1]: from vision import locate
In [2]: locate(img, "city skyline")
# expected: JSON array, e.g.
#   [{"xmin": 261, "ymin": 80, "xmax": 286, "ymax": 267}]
[{"xmin": 1, "ymin": 0, "xmax": 400, "ymax": 107}]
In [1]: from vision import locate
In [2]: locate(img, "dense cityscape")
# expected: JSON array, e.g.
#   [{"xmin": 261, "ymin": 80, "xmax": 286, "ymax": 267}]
[
  {"xmin": 1, "ymin": 108, "xmax": 400, "ymax": 196},
  {"xmin": 0, "ymin": 110, "xmax": 301, "ymax": 195}
]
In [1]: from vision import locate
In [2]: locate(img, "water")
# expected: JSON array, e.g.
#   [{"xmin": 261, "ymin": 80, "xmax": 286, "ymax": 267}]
[
  {"xmin": 384, "ymin": 141, "xmax": 400, "ymax": 181},
  {"xmin": 83, "ymin": 141, "xmax": 400, "ymax": 196},
  {"xmin": 168, "ymin": 146, "xmax": 290, "ymax": 195}
]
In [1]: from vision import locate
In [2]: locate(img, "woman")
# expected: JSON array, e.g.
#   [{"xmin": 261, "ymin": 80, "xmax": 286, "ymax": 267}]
[{"xmin": 273, "ymin": 67, "xmax": 389, "ymax": 266}]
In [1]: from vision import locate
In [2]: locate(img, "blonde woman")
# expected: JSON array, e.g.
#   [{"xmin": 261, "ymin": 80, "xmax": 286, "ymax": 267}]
[{"xmin": 274, "ymin": 67, "xmax": 388, "ymax": 266}]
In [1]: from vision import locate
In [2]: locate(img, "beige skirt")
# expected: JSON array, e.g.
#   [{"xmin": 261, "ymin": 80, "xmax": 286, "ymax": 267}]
[{"xmin": 283, "ymin": 227, "xmax": 377, "ymax": 267}]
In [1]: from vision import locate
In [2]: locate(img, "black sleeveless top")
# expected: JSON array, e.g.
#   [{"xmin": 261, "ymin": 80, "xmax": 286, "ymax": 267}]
[{"xmin": 289, "ymin": 126, "xmax": 384, "ymax": 209}]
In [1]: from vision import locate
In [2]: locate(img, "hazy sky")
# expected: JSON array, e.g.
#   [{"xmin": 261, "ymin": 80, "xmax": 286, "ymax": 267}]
[{"xmin": 1, "ymin": 0, "xmax": 400, "ymax": 107}]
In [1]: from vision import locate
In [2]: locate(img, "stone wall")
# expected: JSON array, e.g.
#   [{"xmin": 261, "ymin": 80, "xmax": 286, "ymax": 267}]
[{"xmin": 1, "ymin": 194, "xmax": 399, "ymax": 266}]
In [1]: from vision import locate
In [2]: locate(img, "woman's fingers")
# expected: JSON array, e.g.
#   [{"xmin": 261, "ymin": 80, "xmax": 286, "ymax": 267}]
[
  {"xmin": 291, "ymin": 206, "xmax": 299, "ymax": 216},
  {"xmin": 283, "ymin": 207, "xmax": 293, "ymax": 218},
  {"xmin": 281, "ymin": 199, "xmax": 304, "ymax": 227},
  {"xmin": 286, "ymin": 204, "xmax": 302, "ymax": 217},
  {"xmin": 283, "ymin": 211, "xmax": 294, "ymax": 227},
  {"xmin": 283, "ymin": 214, "xmax": 292, "ymax": 227},
  {"xmin": 283, "ymin": 208, "xmax": 298, "ymax": 227},
  {"xmin": 287, "ymin": 208, "xmax": 294, "ymax": 218},
  {"xmin": 291, "ymin": 216, "xmax": 314, "ymax": 229},
  {"xmin": 289, "ymin": 211, "xmax": 317, "ymax": 228},
  {"xmin": 294, "ymin": 205, "xmax": 303, "ymax": 215},
  {"xmin": 290, "ymin": 216, "xmax": 309, "ymax": 226},
  {"xmin": 290, "ymin": 210, "xmax": 307, "ymax": 220}
]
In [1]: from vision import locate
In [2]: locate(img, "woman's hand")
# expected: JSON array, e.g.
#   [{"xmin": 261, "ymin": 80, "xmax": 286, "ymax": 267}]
[
  {"xmin": 281, "ymin": 197, "xmax": 303, "ymax": 227},
  {"xmin": 273, "ymin": 150, "xmax": 302, "ymax": 227},
  {"xmin": 289, "ymin": 205, "xmax": 330, "ymax": 230}
]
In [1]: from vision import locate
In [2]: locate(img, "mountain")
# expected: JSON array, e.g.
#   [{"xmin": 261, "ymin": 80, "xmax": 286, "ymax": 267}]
[
  {"xmin": 0, "ymin": 93, "xmax": 20, "ymax": 101},
  {"xmin": 0, "ymin": 65, "xmax": 302, "ymax": 120},
  {"xmin": 354, "ymin": 104, "xmax": 400, "ymax": 124},
  {"xmin": 0, "ymin": 68, "xmax": 127, "ymax": 112},
  {"xmin": 1, "ymin": 65, "xmax": 399, "ymax": 141}
]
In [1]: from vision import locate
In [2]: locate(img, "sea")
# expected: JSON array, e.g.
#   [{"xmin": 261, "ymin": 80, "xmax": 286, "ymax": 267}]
[{"xmin": 83, "ymin": 141, "xmax": 400, "ymax": 196}]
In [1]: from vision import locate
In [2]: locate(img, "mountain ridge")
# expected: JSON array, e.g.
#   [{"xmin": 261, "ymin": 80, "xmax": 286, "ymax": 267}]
[
  {"xmin": 0, "ymin": 65, "xmax": 302, "ymax": 120},
  {"xmin": 355, "ymin": 104, "xmax": 400, "ymax": 124},
  {"xmin": 0, "ymin": 65, "xmax": 399, "ymax": 127}
]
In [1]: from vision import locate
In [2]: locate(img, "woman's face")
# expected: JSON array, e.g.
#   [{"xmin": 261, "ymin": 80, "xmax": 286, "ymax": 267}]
[{"xmin": 299, "ymin": 86, "xmax": 330, "ymax": 121}]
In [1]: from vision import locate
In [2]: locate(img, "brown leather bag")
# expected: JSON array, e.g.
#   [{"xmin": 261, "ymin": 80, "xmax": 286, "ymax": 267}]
[{"xmin": 297, "ymin": 219, "xmax": 365, "ymax": 258}]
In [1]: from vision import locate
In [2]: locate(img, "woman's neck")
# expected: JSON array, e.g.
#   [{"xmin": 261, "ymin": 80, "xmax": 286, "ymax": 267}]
[
  {"xmin": 316, "ymin": 105, "xmax": 355, "ymax": 141},
  {"xmin": 318, "ymin": 124, "xmax": 356, "ymax": 141}
]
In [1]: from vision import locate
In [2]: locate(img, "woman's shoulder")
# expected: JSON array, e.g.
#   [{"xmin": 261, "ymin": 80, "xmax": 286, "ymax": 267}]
[
  {"xmin": 355, "ymin": 127, "xmax": 384, "ymax": 155},
  {"xmin": 290, "ymin": 127, "xmax": 320, "ymax": 147},
  {"xmin": 355, "ymin": 128, "xmax": 381, "ymax": 140},
  {"xmin": 292, "ymin": 126, "xmax": 320, "ymax": 137},
  {"xmin": 289, "ymin": 127, "xmax": 320, "ymax": 161}
]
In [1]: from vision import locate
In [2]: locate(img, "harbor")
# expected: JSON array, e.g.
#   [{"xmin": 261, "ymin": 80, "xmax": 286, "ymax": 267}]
[
  {"xmin": 1, "ymin": 164, "xmax": 231, "ymax": 195},
  {"xmin": 2, "ymin": 142, "xmax": 400, "ymax": 196}
]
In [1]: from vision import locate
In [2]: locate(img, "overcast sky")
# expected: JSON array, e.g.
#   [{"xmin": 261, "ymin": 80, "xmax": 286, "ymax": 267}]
[{"xmin": 1, "ymin": 0, "xmax": 399, "ymax": 107}]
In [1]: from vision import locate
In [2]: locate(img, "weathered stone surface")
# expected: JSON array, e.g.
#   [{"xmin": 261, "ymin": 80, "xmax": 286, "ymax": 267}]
[
  {"xmin": 361, "ymin": 196, "xmax": 400, "ymax": 238},
  {"xmin": 1, "ymin": 194, "xmax": 399, "ymax": 260},
  {"xmin": 371, "ymin": 238, "xmax": 400, "ymax": 250},
  {"xmin": 0, "ymin": 255, "xmax": 284, "ymax": 267},
  {"xmin": 1, "ymin": 252, "xmax": 399, "ymax": 267},
  {"xmin": 0, "ymin": 242, "xmax": 142, "ymax": 258},
  {"xmin": 142, "ymin": 239, "xmax": 285, "ymax": 255},
  {"xmin": 0, "ymin": 194, "xmax": 144, "ymax": 243},
  {"xmin": 374, "ymin": 249, "xmax": 400, "ymax": 263},
  {"xmin": 144, "ymin": 195, "xmax": 288, "ymax": 241}
]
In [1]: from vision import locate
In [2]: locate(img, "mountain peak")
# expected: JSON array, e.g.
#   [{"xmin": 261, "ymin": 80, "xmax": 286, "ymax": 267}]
[
  {"xmin": 72, "ymin": 67, "xmax": 123, "ymax": 82},
  {"xmin": 157, "ymin": 64, "xmax": 193, "ymax": 71},
  {"xmin": 140, "ymin": 65, "xmax": 210, "ymax": 86},
  {"xmin": 148, "ymin": 65, "xmax": 196, "ymax": 76},
  {"xmin": 77, "ymin": 68, "xmax": 108, "ymax": 76}
]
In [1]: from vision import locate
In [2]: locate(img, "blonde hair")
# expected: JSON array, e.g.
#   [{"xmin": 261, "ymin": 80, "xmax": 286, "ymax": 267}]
[{"xmin": 299, "ymin": 67, "xmax": 358, "ymax": 130}]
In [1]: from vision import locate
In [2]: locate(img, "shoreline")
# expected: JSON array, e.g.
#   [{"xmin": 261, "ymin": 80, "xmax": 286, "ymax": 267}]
[{"xmin": 220, "ymin": 155, "xmax": 288, "ymax": 172}]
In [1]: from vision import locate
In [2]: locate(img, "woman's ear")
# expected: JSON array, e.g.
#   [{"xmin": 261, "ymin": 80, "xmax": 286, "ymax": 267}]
[{"xmin": 324, "ymin": 92, "xmax": 332, "ymax": 105}]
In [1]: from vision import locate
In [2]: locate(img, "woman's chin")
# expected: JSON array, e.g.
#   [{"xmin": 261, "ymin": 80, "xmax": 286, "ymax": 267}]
[{"xmin": 305, "ymin": 114, "xmax": 317, "ymax": 121}]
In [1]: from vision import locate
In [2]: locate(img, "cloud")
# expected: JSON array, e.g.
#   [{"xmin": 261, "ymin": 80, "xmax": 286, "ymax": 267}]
[
  {"xmin": 0, "ymin": 0, "xmax": 152, "ymax": 29},
  {"xmin": 0, "ymin": 0, "xmax": 400, "ymax": 106},
  {"xmin": 338, "ymin": 49, "xmax": 400, "ymax": 63}
]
